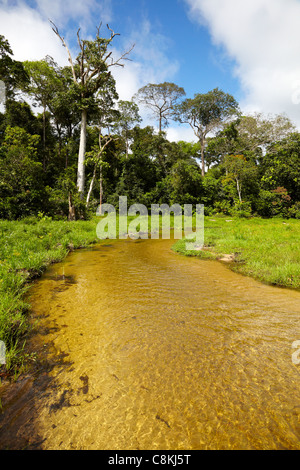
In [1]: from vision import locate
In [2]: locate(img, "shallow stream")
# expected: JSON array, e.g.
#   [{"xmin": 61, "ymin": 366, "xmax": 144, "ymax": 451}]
[{"xmin": 1, "ymin": 237, "xmax": 300, "ymax": 449}]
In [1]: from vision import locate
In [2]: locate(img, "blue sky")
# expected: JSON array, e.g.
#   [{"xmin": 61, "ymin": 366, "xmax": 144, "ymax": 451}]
[
  {"xmin": 1, "ymin": 0, "xmax": 300, "ymax": 139},
  {"xmin": 110, "ymin": 0, "xmax": 241, "ymax": 99},
  {"xmin": 54, "ymin": 0, "xmax": 241, "ymax": 102}
]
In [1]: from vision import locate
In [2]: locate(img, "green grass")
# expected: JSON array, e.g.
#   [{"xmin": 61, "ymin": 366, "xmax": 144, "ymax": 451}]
[
  {"xmin": 2, "ymin": 214, "xmax": 300, "ymax": 376},
  {"xmin": 0, "ymin": 213, "xmax": 165, "ymax": 375},
  {"xmin": 0, "ymin": 216, "xmax": 100, "ymax": 375},
  {"xmin": 172, "ymin": 216, "xmax": 300, "ymax": 290}
]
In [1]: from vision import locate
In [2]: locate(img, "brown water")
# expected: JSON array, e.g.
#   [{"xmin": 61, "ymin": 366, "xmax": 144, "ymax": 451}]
[{"xmin": 1, "ymin": 237, "xmax": 300, "ymax": 450}]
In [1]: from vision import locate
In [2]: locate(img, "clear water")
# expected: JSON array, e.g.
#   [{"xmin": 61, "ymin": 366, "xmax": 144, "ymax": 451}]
[{"xmin": 1, "ymin": 238, "xmax": 300, "ymax": 450}]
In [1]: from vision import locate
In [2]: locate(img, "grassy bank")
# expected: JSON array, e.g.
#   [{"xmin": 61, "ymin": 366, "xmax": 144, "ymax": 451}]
[
  {"xmin": 2, "ymin": 214, "xmax": 300, "ymax": 376},
  {"xmin": 0, "ymin": 216, "xmax": 99, "ymax": 375},
  {"xmin": 0, "ymin": 213, "xmax": 153, "ymax": 376},
  {"xmin": 172, "ymin": 216, "xmax": 300, "ymax": 290}
]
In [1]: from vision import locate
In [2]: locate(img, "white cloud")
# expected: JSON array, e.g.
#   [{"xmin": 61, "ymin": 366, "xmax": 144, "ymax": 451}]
[
  {"xmin": 112, "ymin": 18, "xmax": 180, "ymax": 102},
  {"xmin": 166, "ymin": 125, "xmax": 196, "ymax": 143},
  {"xmin": 35, "ymin": 0, "xmax": 113, "ymax": 36},
  {"xmin": 184, "ymin": 0, "xmax": 300, "ymax": 127},
  {"xmin": 0, "ymin": 1, "xmax": 180, "ymax": 130},
  {"xmin": 0, "ymin": 0, "xmax": 113, "ymax": 63},
  {"xmin": 0, "ymin": 1, "xmax": 68, "ymax": 64}
]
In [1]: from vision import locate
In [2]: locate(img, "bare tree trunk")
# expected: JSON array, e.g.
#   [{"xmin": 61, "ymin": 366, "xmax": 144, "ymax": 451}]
[
  {"xmin": 43, "ymin": 104, "xmax": 46, "ymax": 171},
  {"xmin": 200, "ymin": 136, "xmax": 205, "ymax": 177},
  {"xmin": 86, "ymin": 163, "xmax": 97, "ymax": 209},
  {"xmin": 99, "ymin": 164, "xmax": 103, "ymax": 215},
  {"xmin": 125, "ymin": 135, "xmax": 129, "ymax": 159},
  {"xmin": 236, "ymin": 178, "xmax": 242, "ymax": 203},
  {"xmin": 85, "ymin": 130, "xmax": 112, "ymax": 209},
  {"xmin": 50, "ymin": 20, "xmax": 134, "ymax": 198},
  {"xmin": 77, "ymin": 108, "xmax": 87, "ymax": 197},
  {"xmin": 68, "ymin": 192, "xmax": 76, "ymax": 221}
]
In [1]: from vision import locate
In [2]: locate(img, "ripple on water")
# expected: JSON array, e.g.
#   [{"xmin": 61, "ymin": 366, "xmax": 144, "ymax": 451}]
[{"xmin": 1, "ymin": 238, "xmax": 300, "ymax": 450}]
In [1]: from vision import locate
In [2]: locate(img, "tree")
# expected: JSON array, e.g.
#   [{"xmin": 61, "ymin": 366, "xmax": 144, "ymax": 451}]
[
  {"xmin": 205, "ymin": 112, "xmax": 296, "ymax": 170},
  {"xmin": 260, "ymin": 132, "xmax": 300, "ymax": 202},
  {"xmin": 167, "ymin": 159, "xmax": 203, "ymax": 205},
  {"xmin": 0, "ymin": 126, "xmax": 45, "ymax": 218},
  {"xmin": 237, "ymin": 113, "xmax": 295, "ymax": 152},
  {"xmin": 133, "ymin": 82, "xmax": 185, "ymax": 133},
  {"xmin": 174, "ymin": 88, "xmax": 240, "ymax": 176},
  {"xmin": 129, "ymin": 125, "xmax": 182, "ymax": 178},
  {"xmin": 113, "ymin": 100, "xmax": 141, "ymax": 158},
  {"xmin": 205, "ymin": 120, "xmax": 240, "ymax": 168},
  {"xmin": 0, "ymin": 35, "xmax": 28, "ymax": 100},
  {"xmin": 85, "ymin": 131, "xmax": 114, "ymax": 211},
  {"xmin": 85, "ymin": 75, "xmax": 120, "ymax": 211},
  {"xmin": 45, "ymin": 62, "xmax": 82, "ymax": 168},
  {"xmin": 51, "ymin": 21, "xmax": 134, "ymax": 198},
  {"xmin": 233, "ymin": 113, "xmax": 295, "ymax": 164},
  {"xmin": 223, "ymin": 154, "xmax": 257, "ymax": 204},
  {"xmin": 23, "ymin": 58, "xmax": 61, "ymax": 170},
  {"xmin": 0, "ymin": 100, "xmax": 39, "ymax": 138}
]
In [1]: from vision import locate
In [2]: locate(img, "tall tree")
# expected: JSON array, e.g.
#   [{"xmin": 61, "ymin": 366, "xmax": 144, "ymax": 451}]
[
  {"xmin": 0, "ymin": 35, "xmax": 28, "ymax": 100},
  {"xmin": 223, "ymin": 154, "xmax": 257, "ymax": 203},
  {"xmin": 260, "ymin": 132, "xmax": 300, "ymax": 202},
  {"xmin": 85, "ymin": 77, "xmax": 119, "ymax": 210},
  {"xmin": 174, "ymin": 88, "xmax": 240, "ymax": 176},
  {"xmin": 0, "ymin": 126, "xmax": 45, "ymax": 219},
  {"xmin": 46, "ymin": 61, "xmax": 82, "ymax": 166},
  {"xmin": 51, "ymin": 21, "xmax": 134, "ymax": 198},
  {"xmin": 133, "ymin": 82, "xmax": 185, "ymax": 133},
  {"xmin": 205, "ymin": 112, "xmax": 296, "ymax": 169},
  {"xmin": 23, "ymin": 59, "xmax": 61, "ymax": 170},
  {"xmin": 113, "ymin": 100, "xmax": 141, "ymax": 158}
]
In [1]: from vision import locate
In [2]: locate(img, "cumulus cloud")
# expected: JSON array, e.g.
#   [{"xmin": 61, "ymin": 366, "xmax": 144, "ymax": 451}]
[
  {"xmin": 36, "ymin": 0, "xmax": 111, "ymax": 25},
  {"xmin": 0, "ymin": 0, "xmax": 114, "ymax": 62},
  {"xmin": 0, "ymin": 1, "xmax": 68, "ymax": 63},
  {"xmin": 184, "ymin": 0, "xmax": 300, "ymax": 126},
  {"xmin": 165, "ymin": 125, "xmax": 196, "ymax": 143},
  {"xmin": 0, "ymin": 1, "xmax": 180, "ymax": 130}
]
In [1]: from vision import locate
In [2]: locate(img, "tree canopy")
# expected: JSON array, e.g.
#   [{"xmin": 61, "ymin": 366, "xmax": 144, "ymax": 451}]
[
  {"xmin": 133, "ymin": 82, "xmax": 186, "ymax": 133},
  {"xmin": 0, "ymin": 32, "xmax": 299, "ymax": 222}
]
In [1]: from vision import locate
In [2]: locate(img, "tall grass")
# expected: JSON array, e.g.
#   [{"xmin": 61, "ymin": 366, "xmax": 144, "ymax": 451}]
[
  {"xmin": 0, "ymin": 217, "xmax": 99, "ymax": 374},
  {"xmin": 172, "ymin": 216, "xmax": 300, "ymax": 290},
  {"xmin": 2, "ymin": 214, "xmax": 300, "ymax": 375}
]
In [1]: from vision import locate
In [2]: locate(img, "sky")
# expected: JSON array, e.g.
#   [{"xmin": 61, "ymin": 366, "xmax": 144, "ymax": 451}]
[{"xmin": 1, "ymin": 0, "xmax": 300, "ymax": 141}]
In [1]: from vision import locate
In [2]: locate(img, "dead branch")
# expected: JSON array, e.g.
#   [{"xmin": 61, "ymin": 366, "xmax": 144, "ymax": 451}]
[
  {"xmin": 49, "ymin": 20, "xmax": 77, "ymax": 82},
  {"xmin": 106, "ymin": 43, "xmax": 135, "ymax": 68},
  {"xmin": 106, "ymin": 24, "xmax": 120, "ymax": 41}
]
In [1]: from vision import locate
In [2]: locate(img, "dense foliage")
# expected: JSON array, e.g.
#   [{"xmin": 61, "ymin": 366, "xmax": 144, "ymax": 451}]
[{"xmin": 0, "ymin": 32, "xmax": 299, "ymax": 221}]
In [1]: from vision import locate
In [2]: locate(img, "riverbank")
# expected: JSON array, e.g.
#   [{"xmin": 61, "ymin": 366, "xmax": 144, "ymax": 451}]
[
  {"xmin": 172, "ymin": 216, "xmax": 300, "ymax": 290},
  {"xmin": 0, "ymin": 216, "xmax": 100, "ymax": 376},
  {"xmin": 2, "ymin": 226, "xmax": 300, "ymax": 450},
  {"xmin": 1, "ymin": 215, "xmax": 300, "ymax": 377}
]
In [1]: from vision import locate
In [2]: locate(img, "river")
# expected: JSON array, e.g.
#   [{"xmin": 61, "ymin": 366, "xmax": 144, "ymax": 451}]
[{"xmin": 0, "ymin": 237, "xmax": 300, "ymax": 450}]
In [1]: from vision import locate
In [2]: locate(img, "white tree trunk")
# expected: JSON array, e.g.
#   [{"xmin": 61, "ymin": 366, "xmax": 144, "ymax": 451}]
[
  {"xmin": 200, "ymin": 136, "xmax": 205, "ymax": 177},
  {"xmin": 99, "ymin": 164, "xmax": 103, "ymax": 214},
  {"xmin": 236, "ymin": 178, "xmax": 242, "ymax": 203},
  {"xmin": 77, "ymin": 109, "xmax": 88, "ymax": 197},
  {"xmin": 86, "ymin": 163, "xmax": 97, "ymax": 209}
]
